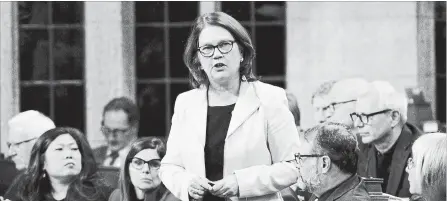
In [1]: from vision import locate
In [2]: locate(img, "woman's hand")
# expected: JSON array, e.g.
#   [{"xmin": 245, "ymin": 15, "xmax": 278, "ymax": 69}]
[
  {"xmin": 210, "ymin": 174, "xmax": 239, "ymax": 198},
  {"xmin": 188, "ymin": 176, "xmax": 212, "ymax": 200}
]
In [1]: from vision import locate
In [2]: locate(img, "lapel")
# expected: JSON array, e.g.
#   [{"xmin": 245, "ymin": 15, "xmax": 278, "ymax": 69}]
[
  {"xmin": 386, "ymin": 125, "xmax": 413, "ymax": 195},
  {"xmin": 189, "ymin": 86, "xmax": 208, "ymax": 147},
  {"xmin": 226, "ymin": 81, "xmax": 261, "ymax": 139},
  {"xmin": 325, "ymin": 174, "xmax": 360, "ymax": 201}
]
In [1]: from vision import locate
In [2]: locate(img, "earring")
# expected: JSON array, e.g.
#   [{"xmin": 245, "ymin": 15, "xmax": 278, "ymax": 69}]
[
  {"xmin": 240, "ymin": 58, "xmax": 244, "ymax": 62},
  {"xmin": 42, "ymin": 171, "xmax": 46, "ymax": 178}
]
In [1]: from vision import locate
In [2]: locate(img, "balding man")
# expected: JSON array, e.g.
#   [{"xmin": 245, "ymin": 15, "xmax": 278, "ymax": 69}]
[
  {"xmin": 6, "ymin": 110, "xmax": 55, "ymax": 170},
  {"xmin": 311, "ymin": 80, "xmax": 337, "ymax": 124},
  {"xmin": 324, "ymin": 78, "xmax": 369, "ymax": 127}
]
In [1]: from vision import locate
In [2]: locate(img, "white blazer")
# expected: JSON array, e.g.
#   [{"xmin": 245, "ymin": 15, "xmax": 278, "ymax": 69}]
[{"xmin": 159, "ymin": 81, "xmax": 300, "ymax": 201}]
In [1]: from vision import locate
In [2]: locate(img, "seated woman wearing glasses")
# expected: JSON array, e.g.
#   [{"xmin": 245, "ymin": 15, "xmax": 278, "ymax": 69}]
[
  {"xmin": 405, "ymin": 132, "xmax": 446, "ymax": 201},
  {"xmin": 1, "ymin": 127, "xmax": 113, "ymax": 201},
  {"xmin": 108, "ymin": 137, "xmax": 179, "ymax": 201}
]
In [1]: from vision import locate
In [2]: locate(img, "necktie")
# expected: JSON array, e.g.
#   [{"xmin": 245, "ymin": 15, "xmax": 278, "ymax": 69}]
[{"xmin": 108, "ymin": 151, "xmax": 119, "ymax": 166}]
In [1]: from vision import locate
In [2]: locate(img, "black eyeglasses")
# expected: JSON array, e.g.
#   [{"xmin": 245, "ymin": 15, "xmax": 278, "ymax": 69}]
[
  {"xmin": 293, "ymin": 153, "xmax": 325, "ymax": 166},
  {"xmin": 319, "ymin": 100, "xmax": 357, "ymax": 117},
  {"xmin": 101, "ymin": 126, "xmax": 132, "ymax": 136},
  {"xmin": 350, "ymin": 109, "xmax": 393, "ymax": 125},
  {"xmin": 7, "ymin": 137, "xmax": 38, "ymax": 149},
  {"xmin": 197, "ymin": 41, "xmax": 235, "ymax": 57},
  {"xmin": 130, "ymin": 157, "xmax": 161, "ymax": 170}
]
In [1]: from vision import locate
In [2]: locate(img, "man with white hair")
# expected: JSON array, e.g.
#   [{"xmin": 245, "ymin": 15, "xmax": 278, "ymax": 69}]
[
  {"xmin": 323, "ymin": 78, "xmax": 369, "ymax": 127},
  {"xmin": 6, "ymin": 110, "xmax": 55, "ymax": 170},
  {"xmin": 351, "ymin": 81, "xmax": 422, "ymax": 198}
]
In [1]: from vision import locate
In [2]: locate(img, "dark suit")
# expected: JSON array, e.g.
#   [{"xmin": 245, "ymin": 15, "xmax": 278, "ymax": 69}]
[
  {"xmin": 309, "ymin": 174, "xmax": 371, "ymax": 201},
  {"xmin": 281, "ymin": 187, "xmax": 300, "ymax": 201},
  {"xmin": 93, "ymin": 145, "xmax": 108, "ymax": 166},
  {"xmin": 0, "ymin": 160, "xmax": 19, "ymax": 195},
  {"xmin": 357, "ymin": 123, "xmax": 422, "ymax": 197}
]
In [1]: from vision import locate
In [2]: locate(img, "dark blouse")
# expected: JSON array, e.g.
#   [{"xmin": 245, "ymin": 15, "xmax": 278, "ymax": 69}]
[{"xmin": 203, "ymin": 103, "xmax": 235, "ymax": 201}]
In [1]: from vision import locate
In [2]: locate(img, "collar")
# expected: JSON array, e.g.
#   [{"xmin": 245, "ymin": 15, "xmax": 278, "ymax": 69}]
[
  {"xmin": 106, "ymin": 146, "xmax": 131, "ymax": 157},
  {"xmin": 316, "ymin": 174, "xmax": 362, "ymax": 201}
]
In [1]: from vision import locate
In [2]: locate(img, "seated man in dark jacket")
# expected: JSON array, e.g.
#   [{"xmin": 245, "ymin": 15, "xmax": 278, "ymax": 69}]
[
  {"xmin": 295, "ymin": 123, "xmax": 371, "ymax": 201},
  {"xmin": 352, "ymin": 81, "xmax": 422, "ymax": 198}
]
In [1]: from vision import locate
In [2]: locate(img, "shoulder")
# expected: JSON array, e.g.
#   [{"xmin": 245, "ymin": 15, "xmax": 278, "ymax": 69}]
[
  {"xmin": 4, "ymin": 171, "xmax": 26, "ymax": 200},
  {"xmin": 107, "ymin": 189, "xmax": 121, "ymax": 201},
  {"xmin": 252, "ymin": 81, "xmax": 286, "ymax": 98},
  {"xmin": 346, "ymin": 177, "xmax": 372, "ymax": 201},
  {"xmin": 172, "ymin": 88, "xmax": 203, "ymax": 108},
  {"xmin": 162, "ymin": 188, "xmax": 181, "ymax": 201},
  {"xmin": 251, "ymin": 81, "xmax": 287, "ymax": 106},
  {"xmin": 404, "ymin": 122, "xmax": 423, "ymax": 140}
]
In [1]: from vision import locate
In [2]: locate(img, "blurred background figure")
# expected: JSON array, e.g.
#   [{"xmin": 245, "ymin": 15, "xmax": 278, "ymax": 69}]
[
  {"xmin": 3, "ymin": 127, "xmax": 113, "ymax": 201},
  {"xmin": 286, "ymin": 91, "xmax": 302, "ymax": 132},
  {"xmin": 6, "ymin": 110, "xmax": 55, "ymax": 171},
  {"xmin": 324, "ymin": 78, "xmax": 369, "ymax": 127},
  {"xmin": 353, "ymin": 81, "xmax": 422, "ymax": 198},
  {"xmin": 406, "ymin": 132, "xmax": 446, "ymax": 201},
  {"xmin": 311, "ymin": 80, "xmax": 337, "ymax": 124},
  {"xmin": 295, "ymin": 123, "xmax": 370, "ymax": 201},
  {"xmin": 94, "ymin": 97, "xmax": 139, "ymax": 168},
  {"xmin": 109, "ymin": 137, "xmax": 179, "ymax": 201}
]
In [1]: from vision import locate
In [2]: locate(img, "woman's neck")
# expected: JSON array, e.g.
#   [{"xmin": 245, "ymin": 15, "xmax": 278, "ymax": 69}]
[
  {"xmin": 50, "ymin": 177, "xmax": 72, "ymax": 200},
  {"xmin": 209, "ymin": 75, "xmax": 241, "ymax": 96},
  {"xmin": 208, "ymin": 78, "xmax": 241, "ymax": 106},
  {"xmin": 135, "ymin": 186, "xmax": 159, "ymax": 200},
  {"xmin": 135, "ymin": 187, "xmax": 145, "ymax": 200}
]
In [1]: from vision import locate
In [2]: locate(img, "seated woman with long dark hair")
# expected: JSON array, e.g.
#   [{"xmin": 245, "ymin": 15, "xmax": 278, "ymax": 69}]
[
  {"xmin": 2, "ymin": 127, "xmax": 113, "ymax": 201},
  {"xmin": 108, "ymin": 137, "xmax": 179, "ymax": 201}
]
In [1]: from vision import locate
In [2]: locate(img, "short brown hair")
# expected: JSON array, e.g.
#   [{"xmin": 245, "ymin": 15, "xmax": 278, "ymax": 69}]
[{"xmin": 183, "ymin": 12, "xmax": 257, "ymax": 88}]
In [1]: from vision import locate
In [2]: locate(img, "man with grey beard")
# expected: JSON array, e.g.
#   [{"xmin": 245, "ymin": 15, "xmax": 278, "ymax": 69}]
[{"xmin": 294, "ymin": 123, "xmax": 370, "ymax": 201}]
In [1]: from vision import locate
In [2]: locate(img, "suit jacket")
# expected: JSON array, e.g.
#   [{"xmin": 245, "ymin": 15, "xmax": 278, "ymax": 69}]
[
  {"xmin": 93, "ymin": 145, "xmax": 109, "ymax": 166},
  {"xmin": 0, "ymin": 160, "xmax": 19, "ymax": 195},
  {"xmin": 159, "ymin": 81, "xmax": 301, "ymax": 201},
  {"xmin": 357, "ymin": 123, "xmax": 422, "ymax": 197},
  {"xmin": 309, "ymin": 174, "xmax": 371, "ymax": 201},
  {"xmin": 108, "ymin": 186, "xmax": 180, "ymax": 201},
  {"xmin": 280, "ymin": 187, "xmax": 300, "ymax": 201}
]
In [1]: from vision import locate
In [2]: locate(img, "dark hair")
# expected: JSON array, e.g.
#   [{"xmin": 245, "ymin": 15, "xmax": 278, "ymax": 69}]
[
  {"xmin": 102, "ymin": 97, "xmax": 140, "ymax": 126},
  {"xmin": 286, "ymin": 92, "xmax": 301, "ymax": 126},
  {"xmin": 18, "ymin": 127, "xmax": 107, "ymax": 201},
  {"xmin": 183, "ymin": 11, "xmax": 257, "ymax": 88},
  {"xmin": 119, "ymin": 137, "xmax": 167, "ymax": 201},
  {"xmin": 304, "ymin": 123, "xmax": 359, "ymax": 174}
]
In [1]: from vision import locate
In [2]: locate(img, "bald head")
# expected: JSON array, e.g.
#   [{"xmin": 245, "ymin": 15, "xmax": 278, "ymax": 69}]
[
  {"xmin": 7, "ymin": 110, "xmax": 55, "ymax": 170},
  {"xmin": 325, "ymin": 78, "xmax": 369, "ymax": 127}
]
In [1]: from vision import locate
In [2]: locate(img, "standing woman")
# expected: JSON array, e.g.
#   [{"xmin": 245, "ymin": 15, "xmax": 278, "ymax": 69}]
[
  {"xmin": 2, "ymin": 127, "xmax": 113, "ymax": 201},
  {"xmin": 159, "ymin": 11, "xmax": 300, "ymax": 201}
]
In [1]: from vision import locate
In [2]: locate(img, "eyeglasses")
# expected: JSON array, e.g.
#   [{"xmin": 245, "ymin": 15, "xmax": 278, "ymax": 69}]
[
  {"xmin": 317, "ymin": 100, "xmax": 357, "ymax": 119},
  {"xmin": 7, "ymin": 137, "xmax": 37, "ymax": 149},
  {"xmin": 350, "ymin": 109, "xmax": 392, "ymax": 125},
  {"xmin": 406, "ymin": 157, "xmax": 415, "ymax": 170},
  {"xmin": 130, "ymin": 157, "xmax": 161, "ymax": 170},
  {"xmin": 294, "ymin": 153, "xmax": 325, "ymax": 166},
  {"xmin": 101, "ymin": 126, "xmax": 131, "ymax": 136},
  {"xmin": 197, "ymin": 41, "xmax": 235, "ymax": 57}
]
